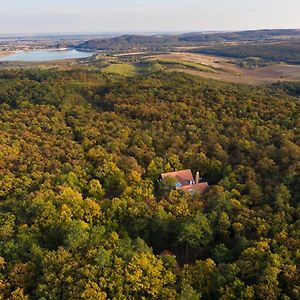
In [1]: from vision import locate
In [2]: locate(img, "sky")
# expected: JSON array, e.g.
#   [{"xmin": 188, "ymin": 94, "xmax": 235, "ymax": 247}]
[{"xmin": 1, "ymin": 0, "xmax": 300, "ymax": 34}]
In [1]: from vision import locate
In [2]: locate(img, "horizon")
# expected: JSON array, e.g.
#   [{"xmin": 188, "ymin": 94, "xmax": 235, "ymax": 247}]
[
  {"xmin": 2, "ymin": 0, "xmax": 300, "ymax": 34},
  {"xmin": 1, "ymin": 28, "xmax": 300, "ymax": 37}
]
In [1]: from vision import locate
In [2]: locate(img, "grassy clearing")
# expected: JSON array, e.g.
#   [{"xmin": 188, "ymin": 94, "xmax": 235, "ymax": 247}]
[
  {"xmin": 155, "ymin": 59, "xmax": 215, "ymax": 73},
  {"xmin": 102, "ymin": 63, "xmax": 136, "ymax": 76}
]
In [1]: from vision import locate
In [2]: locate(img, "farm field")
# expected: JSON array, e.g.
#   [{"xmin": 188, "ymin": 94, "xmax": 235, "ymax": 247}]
[{"xmin": 148, "ymin": 52, "xmax": 300, "ymax": 84}]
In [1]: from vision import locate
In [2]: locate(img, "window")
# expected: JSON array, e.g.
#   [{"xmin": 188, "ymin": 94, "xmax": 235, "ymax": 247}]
[{"xmin": 176, "ymin": 182, "xmax": 182, "ymax": 188}]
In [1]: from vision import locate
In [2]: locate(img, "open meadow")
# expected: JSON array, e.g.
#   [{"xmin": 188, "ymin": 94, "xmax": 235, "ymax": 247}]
[{"xmin": 147, "ymin": 52, "xmax": 300, "ymax": 84}]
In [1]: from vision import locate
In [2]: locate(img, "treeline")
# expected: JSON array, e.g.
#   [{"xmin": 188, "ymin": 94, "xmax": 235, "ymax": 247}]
[
  {"xmin": 272, "ymin": 81, "xmax": 300, "ymax": 96},
  {"xmin": 0, "ymin": 69, "xmax": 299, "ymax": 299},
  {"xmin": 192, "ymin": 42, "xmax": 300, "ymax": 65}
]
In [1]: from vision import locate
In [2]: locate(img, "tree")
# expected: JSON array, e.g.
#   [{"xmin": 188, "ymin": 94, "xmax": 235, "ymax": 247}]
[
  {"xmin": 178, "ymin": 285, "xmax": 202, "ymax": 300},
  {"xmin": 146, "ymin": 159, "xmax": 162, "ymax": 181},
  {"xmin": 179, "ymin": 212, "xmax": 212, "ymax": 263},
  {"xmin": 87, "ymin": 179, "xmax": 105, "ymax": 199},
  {"xmin": 9, "ymin": 288, "xmax": 29, "ymax": 300},
  {"xmin": 125, "ymin": 252, "xmax": 176, "ymax": 299}
]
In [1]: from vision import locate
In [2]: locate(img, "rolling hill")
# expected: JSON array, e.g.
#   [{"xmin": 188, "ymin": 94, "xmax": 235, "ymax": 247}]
[{"xmin": 76, "ymin": 29, "xmax": 300, "ymax": 51}]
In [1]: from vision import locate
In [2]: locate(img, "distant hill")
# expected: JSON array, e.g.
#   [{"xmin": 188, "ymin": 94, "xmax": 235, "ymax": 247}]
[
  {"xmin": 76, "ymin": 34, "xmax": 179, "ymax": 51},
  {"xmin": 192, "ymin": 41, "xmax": 300, "ymax": 65},
  {"xmin": 76, "ymin": 29, "xmax": 300, "ymax": 51},
  {"xmin": 178, "ymin": 29, "xmax": 300, "ymax": 42}
]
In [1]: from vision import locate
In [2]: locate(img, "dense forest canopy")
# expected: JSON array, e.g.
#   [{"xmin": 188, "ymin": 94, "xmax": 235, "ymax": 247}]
[{"xmin": 0, "ymin": 68, "xmax": 300, "ymax": 299}]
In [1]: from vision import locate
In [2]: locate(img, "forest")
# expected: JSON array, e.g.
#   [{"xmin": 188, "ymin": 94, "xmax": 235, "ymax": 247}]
[
  {"xmin": 0, "ymin": 68, "xmax": 300, "ymax": 299},
  {"xmin": 193, "ymin": 42, "xmax": 300, "ymax": 65}
]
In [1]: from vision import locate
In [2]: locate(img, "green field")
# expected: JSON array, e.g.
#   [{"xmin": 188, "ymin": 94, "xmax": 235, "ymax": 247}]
[
  {"xmin": 101, "ymin": 63, "xmax": 136, "ymax": 76},
  {"xmin": 153, "ymin": 58, "xmax": 215, "ymax": 72}
]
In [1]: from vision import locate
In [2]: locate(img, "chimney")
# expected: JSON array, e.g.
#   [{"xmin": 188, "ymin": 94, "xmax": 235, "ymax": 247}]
[{"xmin": 195, "ymin": 172, "xmax": 200, "ymax": 184}]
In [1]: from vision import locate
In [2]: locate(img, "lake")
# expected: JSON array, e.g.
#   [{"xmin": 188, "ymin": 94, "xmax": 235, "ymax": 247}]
[{"xmin": 0, "ymin": 49, "xmax": 94, "ymax": 62}]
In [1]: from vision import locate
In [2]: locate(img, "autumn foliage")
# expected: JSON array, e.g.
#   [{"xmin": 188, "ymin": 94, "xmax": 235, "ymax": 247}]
[{"xmin": 0, "ymin": 69, "xmax": 299, "ymax": 299}]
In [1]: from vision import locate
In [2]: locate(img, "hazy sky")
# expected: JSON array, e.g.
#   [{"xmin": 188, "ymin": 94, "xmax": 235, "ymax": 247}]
[{"xmin": 1, "ymin": 0, "xmax": 300, "ymax": 34}]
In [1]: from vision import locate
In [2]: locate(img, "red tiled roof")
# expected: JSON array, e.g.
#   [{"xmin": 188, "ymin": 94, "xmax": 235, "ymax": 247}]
[
  {"xmin": 161, "ymin": 169, "xmax": 194, "ymax": 186},
  {"xmin": 177, "ymin": 182, "xmax": 209, "ymax": 194}
]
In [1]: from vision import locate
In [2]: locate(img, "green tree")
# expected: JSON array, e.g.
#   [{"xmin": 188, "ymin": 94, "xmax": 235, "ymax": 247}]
[{"xmin": 179, "ymin": 212, "xmax": 212, "ymax": 262}]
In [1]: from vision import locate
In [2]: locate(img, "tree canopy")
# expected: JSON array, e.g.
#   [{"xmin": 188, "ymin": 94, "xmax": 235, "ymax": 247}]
[{"xmin": 0, "ymin": 68, "xmax": 299, "ymax": 299}]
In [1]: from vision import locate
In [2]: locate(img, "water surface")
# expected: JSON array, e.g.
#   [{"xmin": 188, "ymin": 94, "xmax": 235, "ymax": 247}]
[{"xmin": 0, "ymin": 49, "xmax": 94, "ymax": 62}]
